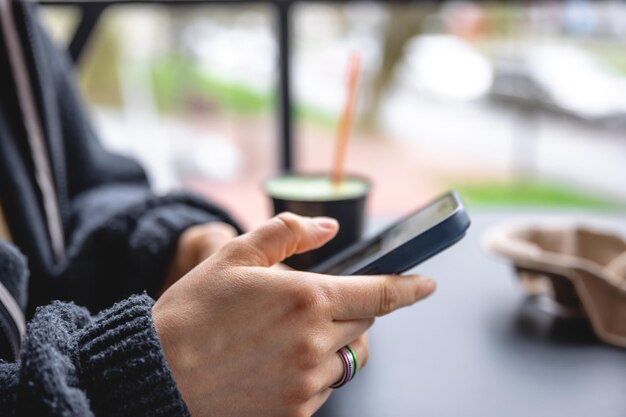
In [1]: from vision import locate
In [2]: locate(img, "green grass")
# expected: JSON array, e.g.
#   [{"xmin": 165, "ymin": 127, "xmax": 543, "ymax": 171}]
[
  {"xmin": 581, "ymin": 42, "xmax": 626, "ymax": 77},
  {"xmin": 455, "ymin": 181, "xmax": 626, "ymax": 210},
  {"xmin": 150, "ymin": 55, "xmax": 339, "ymax": 126},
  {"xmin": 150, "ymin": 56, "xmax": 272, "ymax": 114},
  {"xmin": 294, "ymin": 104, "xmax": 338, "ymax": 128}
]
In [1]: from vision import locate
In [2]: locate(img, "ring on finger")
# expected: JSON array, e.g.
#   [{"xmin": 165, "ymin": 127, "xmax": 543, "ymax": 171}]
[{"xmin": 330, "ymin": 345, "xmax": 358, "ymax": 389}]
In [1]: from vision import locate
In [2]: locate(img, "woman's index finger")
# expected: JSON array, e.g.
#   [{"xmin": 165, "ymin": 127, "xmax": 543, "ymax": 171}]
[{"xmin": 318, "ymin": 274, "xmax": 436, "ymax": 320}]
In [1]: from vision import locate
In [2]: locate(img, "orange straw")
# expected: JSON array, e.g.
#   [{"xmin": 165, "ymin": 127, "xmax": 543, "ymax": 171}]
[{"xmin": 331, "ymin": 52, "xmax": 361, "ymax": 186}]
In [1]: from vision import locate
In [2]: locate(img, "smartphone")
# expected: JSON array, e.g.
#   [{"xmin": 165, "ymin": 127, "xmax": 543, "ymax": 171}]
[{"xmin": 309, "ymin": 191, "xmax": 470, "ymax": 276}]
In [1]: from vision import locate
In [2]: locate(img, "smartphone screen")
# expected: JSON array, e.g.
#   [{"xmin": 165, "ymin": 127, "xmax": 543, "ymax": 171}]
[{"xmin": 313, "ymin": 193, "xmax": 461, "ymax": 275}]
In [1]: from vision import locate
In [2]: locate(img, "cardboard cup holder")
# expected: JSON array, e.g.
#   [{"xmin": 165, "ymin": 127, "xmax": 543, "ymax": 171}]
[{"xmin": 484, "ymin": 223, "xmax": 626, "ymax": 348}]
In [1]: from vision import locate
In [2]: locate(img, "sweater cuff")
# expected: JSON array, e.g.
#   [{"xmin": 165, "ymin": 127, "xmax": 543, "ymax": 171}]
[
  {"xmin": 79, "ymin": 294, "xmax": 190, "ymax": 417},
  {"xmin": 125, "ymin": 192, "xmax": 244, "ymax": 297}
]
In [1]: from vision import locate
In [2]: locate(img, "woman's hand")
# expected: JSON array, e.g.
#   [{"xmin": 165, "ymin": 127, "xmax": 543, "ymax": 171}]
[
  {"xmin": 160, "ymin": 222, "xmax": 239, "ymax": 296},
  {"xmin": 152, "ymin": 213, "xmax": 436, "ymax": 417}
]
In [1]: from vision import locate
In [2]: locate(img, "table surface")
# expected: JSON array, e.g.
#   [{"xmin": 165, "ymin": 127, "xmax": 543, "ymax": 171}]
[{"xmin": 315, "ymin": 211, "xmax": 626, "ymax": 417}]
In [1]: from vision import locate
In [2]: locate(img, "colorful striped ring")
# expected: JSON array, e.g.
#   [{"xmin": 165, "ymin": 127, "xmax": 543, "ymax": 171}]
[
  {"xmin": 330, "ymin": 345, "xmax": 357, "ymax": 389},
  {"xmin": 345, "ymin": 345, "xmax": 358, "ymax": 381}
]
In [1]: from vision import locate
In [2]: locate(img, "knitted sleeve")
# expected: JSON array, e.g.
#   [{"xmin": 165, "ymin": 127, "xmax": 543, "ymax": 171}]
[
  {"xmin": 42, "ymin": 185, "xmax": 243, "ymax": 313},
  {"xmin": 0, "ymin": 294, "xmax": 189, "ymax": 417}
]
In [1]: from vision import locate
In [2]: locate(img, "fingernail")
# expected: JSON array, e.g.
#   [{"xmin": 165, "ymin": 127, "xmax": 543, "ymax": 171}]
[
  {"xmin": 313, "ymin": 217, "xmax": 339, "ymax": 230},
  {"xmin": 423, "ymin": 278, "xmax": 436, "ymax": 292}
]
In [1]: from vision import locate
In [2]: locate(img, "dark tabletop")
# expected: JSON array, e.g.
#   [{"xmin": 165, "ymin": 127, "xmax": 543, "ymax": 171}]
[{"xmin": 316, "ymin": 211, "xmax": 626, "ymax": 417}]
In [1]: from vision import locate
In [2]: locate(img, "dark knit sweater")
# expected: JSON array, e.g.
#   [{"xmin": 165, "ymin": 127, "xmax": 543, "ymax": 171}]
[
  {"xmin": 0, "ymin": 1, "xmax": 241, "ymax": 315},
  {"xmin": 0, "ymin": 239, "xmax": 192, "ymax": 416},
  {"xmin": 0, "ymin": 1, "xmax": 243, "ymax": 415},
  {"xmin": 0, "ymin": 290, "xmax": 189, "ymax": 417}
]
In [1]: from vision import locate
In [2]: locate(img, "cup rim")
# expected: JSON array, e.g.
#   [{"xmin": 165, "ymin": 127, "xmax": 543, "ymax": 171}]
[{"xmin": 264, "ymin": 172, "xmax": 371, "ymax": 203}]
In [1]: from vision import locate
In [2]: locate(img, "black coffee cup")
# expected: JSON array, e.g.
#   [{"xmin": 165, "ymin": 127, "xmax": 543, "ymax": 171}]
[{"xmin": 265, "ymin": 174, "xmax": 371, "ymax": 271}]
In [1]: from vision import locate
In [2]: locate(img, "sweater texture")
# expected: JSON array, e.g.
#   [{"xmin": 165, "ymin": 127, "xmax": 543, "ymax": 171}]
[{"xmin": 0, "ymin": 292, "xmax": 190, "ymax": 417}]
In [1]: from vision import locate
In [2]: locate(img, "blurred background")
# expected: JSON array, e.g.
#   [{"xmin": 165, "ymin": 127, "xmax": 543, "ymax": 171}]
[{"xmin": 39, "ymin": 0, "xmax": 626, "ymax": 229}]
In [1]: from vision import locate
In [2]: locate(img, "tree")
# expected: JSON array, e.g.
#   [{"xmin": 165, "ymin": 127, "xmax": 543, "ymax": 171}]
[{"xmin": 362, "ymin": 4, "xmax": 432, "ymax": 131}]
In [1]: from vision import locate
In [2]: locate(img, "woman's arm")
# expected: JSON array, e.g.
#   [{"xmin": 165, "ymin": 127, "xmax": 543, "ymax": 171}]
[
  {"xmin": 17, "ymin": 7, "xmax": 243, "ymax": 312},
  {"xmin": 0, "ymin": 294, "xmax": 189, "ymax": 417},
  {"xmin": 0, "ymin": 241, "xmax": 186, "ymax": 417},
  {"xmin": 56, "ymin": 185, "xmax": 242, "ymax": 312},
  {"xmin": 1, "ymin": 214, "xmax": 436, "ymax": 417}
]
